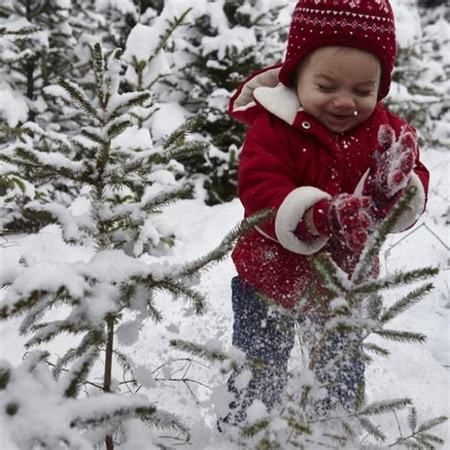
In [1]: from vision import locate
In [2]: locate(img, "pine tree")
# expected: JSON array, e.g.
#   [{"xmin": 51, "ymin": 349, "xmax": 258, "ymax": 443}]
[
  {"xmin": 386, "ymin": 1, "xmax": 449, "ymax": 151},
  {"xmin": 0, "ymin": 0, "xmax": 89, "ymax": 124},
  {"xmin": 175, "ymin": 0, "xmax": 290, "ymax": 205},
  {"xmin": 0, "ymin": 42, "xmax": 270, "ymax": 449},
  {"xmin": 173, "ymin": 188, "xmax": 448, "ymax": 449},
  {"xmin": 0, "ymin": 350, "xmax": 182, "ymax": 450},
  {"xmin": 0, "ymin": 1, "xmax": 194, "ymax": 233}
]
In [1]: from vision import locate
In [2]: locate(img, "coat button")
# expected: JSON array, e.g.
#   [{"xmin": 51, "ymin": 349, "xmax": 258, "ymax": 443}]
[{"xmin": 301, "ymin": 121, "xmax": 311, "ymax": 129}]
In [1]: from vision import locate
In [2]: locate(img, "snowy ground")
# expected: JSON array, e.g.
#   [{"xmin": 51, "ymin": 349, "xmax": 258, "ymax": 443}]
[{"xmin": 0, "ymin": 148, "xmax": 448, "ymax": 449}]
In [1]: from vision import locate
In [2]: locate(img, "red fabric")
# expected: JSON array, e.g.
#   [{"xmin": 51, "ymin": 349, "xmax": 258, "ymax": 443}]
[
  {"xmin": 363, "ymin": 125, "xmax": 419, "ymax": 219},
  {"xmin": 295, "ymin": 218, "xmax": 319, "ymax": 241},
  {"xmin": 312, "ymin": 199, "xmax": 332, "ymax": 236},
  {"xmin": 279, "ymin": 0, "xmax": 397, "ymax": 99},
  {"xmin": 230, "ymin": 91, "xmax": 429, "ymax": 310}
]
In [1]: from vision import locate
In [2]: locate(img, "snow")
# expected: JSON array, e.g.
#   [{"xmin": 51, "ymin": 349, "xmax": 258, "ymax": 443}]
[
  {"xmin": 201, "ymin": 27, "xmax": 257, "ymax": 59},
  {"xmin": 392, "ymin": 0, "xmax": 422, "ymax": 48},
  {"xmin": 112, "ymin": 125, "xmax": 154, "ymax": 151},
  {"xmin": 0, "ymin": 84, "xmax": 28, "ymax": 127},
  {"xmin": 149, "ymin": 102, "xmax": 187, "ymax": 140},
  {"xmin": 0, "ymin": 0, "xmax": 448, "ymax": 447},
  {"xmin": 1, "ymin": 147, "xmax": 448, "ymax": 448}
]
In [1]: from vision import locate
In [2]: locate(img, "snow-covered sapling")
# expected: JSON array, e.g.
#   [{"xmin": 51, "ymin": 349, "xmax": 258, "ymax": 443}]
[{"xmin": 0, "ymin": 41, "xmax": 272, "ymax": 449}]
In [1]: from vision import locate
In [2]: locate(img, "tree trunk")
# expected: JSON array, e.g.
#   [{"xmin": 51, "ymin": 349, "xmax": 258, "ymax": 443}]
[
  {"xmin": 104, "ymin": 316, "xmax": 115, "ymax": 450},
  {"xmin": 25, "ymin": 0, "xmax": 36, "ymax": 122}
]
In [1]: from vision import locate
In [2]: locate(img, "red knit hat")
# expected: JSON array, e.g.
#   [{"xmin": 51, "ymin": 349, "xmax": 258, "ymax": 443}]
[{"xmin": 279, "ymin": 0, "xmax": 397, "ymax": 99}]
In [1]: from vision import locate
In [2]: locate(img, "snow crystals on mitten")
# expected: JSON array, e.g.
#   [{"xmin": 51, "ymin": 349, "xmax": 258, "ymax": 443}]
[{"xmin": 373, "ymin": 124, "xmax": 418, "ymax": 199}]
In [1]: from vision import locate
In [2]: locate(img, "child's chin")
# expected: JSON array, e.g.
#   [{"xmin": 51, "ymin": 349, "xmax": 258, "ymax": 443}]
[{"xmin": 328, "ymin": 123, "xmax": 354, "ymax": 133}]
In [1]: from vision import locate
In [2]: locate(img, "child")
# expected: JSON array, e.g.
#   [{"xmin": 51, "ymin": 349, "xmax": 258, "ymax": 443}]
[{"xmin": 221, "ymin": 0, "xmax": 430, "ymax": 428}]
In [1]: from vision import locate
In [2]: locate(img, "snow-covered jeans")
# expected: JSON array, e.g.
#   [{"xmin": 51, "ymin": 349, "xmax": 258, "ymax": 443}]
[{"xmin": 222, "ymin": 276, "xmax": 365, "ymax": 426}]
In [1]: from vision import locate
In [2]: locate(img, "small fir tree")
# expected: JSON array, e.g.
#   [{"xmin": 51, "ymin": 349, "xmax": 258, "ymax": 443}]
[
  {"xmin": 0, "ymin": 2, "xmax": 193, "ymax": 233},
  {"xmin": 0, "ymin": 43, "xmax": 270, "ymax": 449}
]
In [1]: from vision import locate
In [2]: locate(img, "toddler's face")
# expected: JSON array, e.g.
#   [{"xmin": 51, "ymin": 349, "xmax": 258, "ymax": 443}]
[{"xmin": 295, "ymin": 46, "xmax": 381, "ymax": 133}]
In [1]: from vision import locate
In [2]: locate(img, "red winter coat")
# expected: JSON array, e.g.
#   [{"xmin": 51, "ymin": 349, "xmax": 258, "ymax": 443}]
[{"xmin": 229, "ymin": 65, "xmax": 429, "ymax": 310}]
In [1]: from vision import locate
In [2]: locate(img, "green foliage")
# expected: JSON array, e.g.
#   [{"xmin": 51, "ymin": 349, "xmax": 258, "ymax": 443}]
[
  {"xmin": 175, "ymin": 189, "xmax": 446, "ymax": 448},
  {"xmin": 386, "ymin": 6, "xmax": 449, "ymax": 150},
  {"xmin": 0, "ymin": 39, "xmax": 274, "ymax": 448},
  {"xmin": 176, "ymin": 1, "xmax": 288, "ymax": 204}
]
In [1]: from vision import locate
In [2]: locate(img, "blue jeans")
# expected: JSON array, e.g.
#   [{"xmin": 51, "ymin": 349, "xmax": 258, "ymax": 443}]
[{"xmin": 223, "ymin": 277, "xmax": 365, "ymax": 424}]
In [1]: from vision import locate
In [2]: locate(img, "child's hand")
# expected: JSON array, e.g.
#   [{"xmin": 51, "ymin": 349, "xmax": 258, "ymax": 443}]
[
  {"xmin": 310, "ymin": 194, "xmax": 374, "ymax": 253},
  {"xmin": 365, "ymin": 124, "xmax": 418, "ymax": 219}
]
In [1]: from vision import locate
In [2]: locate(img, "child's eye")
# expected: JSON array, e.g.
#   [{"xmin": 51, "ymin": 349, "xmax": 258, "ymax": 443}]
[
  {"xmin": 354, "ymin": 89, "xmax": 373, "ymax": 97},
  {"xmin": 317, "ymin": 84, "xmax": 336, "ymax": 93}
]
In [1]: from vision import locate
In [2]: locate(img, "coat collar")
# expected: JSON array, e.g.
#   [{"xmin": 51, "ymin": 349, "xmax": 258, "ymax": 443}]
[{"xmin": 229, "ymin": 65, "xmax": 302, "ymax": 126}]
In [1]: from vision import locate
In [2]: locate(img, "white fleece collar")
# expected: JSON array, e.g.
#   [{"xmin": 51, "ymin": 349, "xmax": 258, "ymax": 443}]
[
  {"xmin": 254, "ymin": 84, "xmax": 301, "ymax": 126},
  {"xmin": 232, "ymin": 66, "xmax": 301, "ymax": 126}
]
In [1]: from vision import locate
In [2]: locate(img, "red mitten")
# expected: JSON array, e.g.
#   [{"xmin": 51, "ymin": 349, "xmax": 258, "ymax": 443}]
[
  {"xmin": 297, "ymin": 194, "xmax": 374, "ymax": 253},
  {"xmin": 364, "ymin": 125, "xmax": 418, "ymax": 219}
]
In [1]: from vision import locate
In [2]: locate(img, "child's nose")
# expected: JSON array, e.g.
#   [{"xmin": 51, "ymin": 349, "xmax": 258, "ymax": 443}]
[{"xmin": 332, "ymin": 94, "xmax": 356, "ymax": 110}]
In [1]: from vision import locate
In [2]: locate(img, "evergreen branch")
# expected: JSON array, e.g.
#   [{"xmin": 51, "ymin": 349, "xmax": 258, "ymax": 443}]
[
  {"xmin": 367, "ymin": 293, "xmax": 383, "ymax": 320},
  {"xmin": 141, "ymin": 184, "xmax": 194, "ymax": 211},
  {"xmin": 25, "ymin": 351, "xmax": 51, "ymax": 373},
  {"xmin": 163, "ymin": 113, "xmax": 206, "ymax": 150},
  {"xmin": 353, "ymin": 186, "xmax": 418, "ymax": 285},
  {"xmin": 170, "ymin": 339, "xmax": 229, "ymax": 364},
  {"xmin": 417, "ymin": 416, "xmax": 448, "ymax": 433},
  {"xmin": 0, "ymin": 289, "xmax": 51, "ymax": 320},
  {"xmin": 139, "ymin": 409, "xmax": 189, "ymax": 438},
  {"xmin": 81, "ymin": 129, "xmax": 106, "ymax": 146},
  {"xmin": 113, "ymin": 350, "xmax": 137, "ymax": 387},
  {"xmin": 59, "ymin": 78, "xmax": 99, "ymax": 120},
  {"xmin": 106, "ymin": 118, "xmax": 131, "ymax": 140},
  {"xmin": 63, "ymin": 347, "xmax": 99, "ymax": 398},
  {"xmin": 354, "ymin": 267, "xmax": 438, "ymax": 295},
  {"xmin": 108, "ymin": 92, "xmax": 151, "ymax": 121},
  {"xmin": 121, "ymin": 140, "xmax": 206, "ymax": 174},
  {"xmin": 0, "ymin": 365, "xmax": 11, "ymax": 390},
  {"xmin": 387, "ymin": 415, "xmax": 448, "ymax": 448},
  {"xmin": 173, "ymin": 140, "xmax": 209, "ymax": 159},
  {"xmin": 322, "ymin": 432, "xmax": 347, "ymax": 447},
  {"xmin": 380, "ymin": 283, "xmax": 435, "ymax": 324},
  {"xmin": 358, "ymin": 417, "xmax": 386, "ymax": 442},
  {"xmin": 359, "ymin": 398, "xmax": 412, "ymax": 416},
  {"xmin": 0, "ymin": 26, "xmax": 40, "ymax": 36},
  {"xmin": 310, "ymin": 253, "xmax": 348, "ymax": 298},
  {"xmin": 409, "ymin": 407, "xmax": 418, "ymax": 432},
  {"xmin": 9, "ymin": 147, "xmax": 84, "ymax": 181},
  {"xmin": 95, "ymin": 143, "xmax": 111, "ymax": 172},
  {"xmin": 156, "ymin": 280, "xmax": 205, "ymax": 315},
  {"xmin": 147, "ymin": 8, "xmax": 193, "ymax": 68},
  {"xmin": 363, "ymin": 342, "xmax": 390, "ymax": 357},
  {"xmin": 53, "ymin": 329, "xmax": 105, "ymax": 378},
  {"xmin": 19, "ymin": 295, "xmax": 64, "ymax": 334},
  {"xmin": 242, "ymin": 419, "xmax": 271, "ymax": 438},
  {"xmin": 90, "ymin": 43, "xmax": 105, "ymax": 108},
  {"xmin": 71, "ymin": 404, "xmax": 157, "ymax": 428},
  {"xmin": 180, "ymin": 209, "xmax": 274, "ymax": 278},
  {"xmin": 374, "ymin": 329, "xmax": 426, "ymax": 344},
  {"xmin": 419, "ymin": 434, "xmax": 445, "ymax": 447},
  {"xmin": 26, "ymin": 321, "xmax": 90, "ymax": 348},
  {"xmin": 146, "ymin": 300, "xmax": 163, "ymax": 323}
]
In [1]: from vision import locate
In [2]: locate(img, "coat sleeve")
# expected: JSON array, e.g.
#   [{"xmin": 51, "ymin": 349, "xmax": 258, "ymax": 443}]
[{"xmin": 238, "ymin": 111, "xmax": 330, "ymax": 255}]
